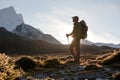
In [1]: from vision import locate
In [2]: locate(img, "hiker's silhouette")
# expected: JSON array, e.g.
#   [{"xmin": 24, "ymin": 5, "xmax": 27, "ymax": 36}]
[{"xmin": 66, "ymin": 16, "xmax": 88, "ymax": 64}]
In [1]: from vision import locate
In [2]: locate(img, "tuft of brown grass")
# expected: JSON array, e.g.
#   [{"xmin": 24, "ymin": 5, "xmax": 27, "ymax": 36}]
[
  {"xmin": 112, "ymin": 72, "xmax": 120, "ymax": 80},
  {"xmin": 0, "ymin": 53, "xmax": 23, "ymax": 80},
  {"xmin": 101, "ymin": 51, "xmax": 120, "ymax": 65}
]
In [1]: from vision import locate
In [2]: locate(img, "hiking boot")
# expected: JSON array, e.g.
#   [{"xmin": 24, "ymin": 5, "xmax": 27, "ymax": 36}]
[{"xmin": 74, "ymin": 59, "xmax": 80, "ymax": 65}]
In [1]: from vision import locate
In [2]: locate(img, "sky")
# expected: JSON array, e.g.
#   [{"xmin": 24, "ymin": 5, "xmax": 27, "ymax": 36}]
[{"xmin": 0, "ymin": 0, "xmax": 120, "ymax": 44}]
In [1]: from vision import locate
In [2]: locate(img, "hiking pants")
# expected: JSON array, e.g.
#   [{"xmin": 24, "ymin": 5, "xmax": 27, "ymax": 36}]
[{"xmin": 70, "ymin": 37, "xmax": 80, "ymax": 63}]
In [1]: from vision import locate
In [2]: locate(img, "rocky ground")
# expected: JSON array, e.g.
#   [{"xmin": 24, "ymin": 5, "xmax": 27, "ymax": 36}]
[{"xmin": 1, "ymin": 49, "xmax": 120, "ymax": 80}]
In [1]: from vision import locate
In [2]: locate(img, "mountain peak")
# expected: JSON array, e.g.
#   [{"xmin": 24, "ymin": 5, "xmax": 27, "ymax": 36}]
[
  {"xmin": 0, "ymin": 6, "xmax": 14, "ymax": 11},
  {"xmin": 0, "ymin": 6, "xmax": 24, "ymax": 31}
]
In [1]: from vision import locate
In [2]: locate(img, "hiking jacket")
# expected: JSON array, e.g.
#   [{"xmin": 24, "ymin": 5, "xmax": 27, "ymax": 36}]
[{"xmin": 71, "ymin": 22, "xmax": 82, "ymax": 38}]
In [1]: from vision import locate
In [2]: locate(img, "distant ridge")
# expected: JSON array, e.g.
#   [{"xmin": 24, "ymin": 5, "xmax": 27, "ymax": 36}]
[{"xmin": 95, "ymin": 42, "xmax": 120, "ymax": 48}]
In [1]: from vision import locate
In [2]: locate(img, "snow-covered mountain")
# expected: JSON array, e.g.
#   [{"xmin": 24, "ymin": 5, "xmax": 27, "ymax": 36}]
[
  {"xmin": 80, "ymin": 39, "xmax": 120, "ymax": 48},
  {"xmin": 0, "ymin": 6, "xmax": 24, "ymax": 31},
  {"xmin": 13, "ymin": 24, "xmax": 62, "ymax": 44},
  {"xmin": 13, "ymin": 24, "xmax": 44, "ymax": 40},
  {"xmin": 0, "ymin": 6, "xmax": 61, "ymax": 44},
  {"xmin": 95, "ymin": 43, "xmax": 120, "ymax": 48}
]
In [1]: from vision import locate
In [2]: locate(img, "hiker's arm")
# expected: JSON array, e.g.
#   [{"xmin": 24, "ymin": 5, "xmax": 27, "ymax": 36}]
[
  {"xmin": 69, "ymin": 32, "xmax": 73, "ymax": 36},
  {"xmin": 66, "ymin": 32, "xmax": 72, "ymax": 37}
]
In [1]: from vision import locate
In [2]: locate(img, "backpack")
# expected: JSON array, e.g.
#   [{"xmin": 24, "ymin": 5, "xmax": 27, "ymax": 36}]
[{"xmin": 79, "ymin": 20, "xmax": 88, "ymax": 39}]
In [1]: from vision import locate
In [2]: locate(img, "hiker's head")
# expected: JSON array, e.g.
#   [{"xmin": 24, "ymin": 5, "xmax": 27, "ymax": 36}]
[{"xmin": 72, "ymin": 16, "xmax": 79, "ymax": 22}]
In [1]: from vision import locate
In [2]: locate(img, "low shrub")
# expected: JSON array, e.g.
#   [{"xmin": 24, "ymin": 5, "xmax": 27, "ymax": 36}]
[
  {"xmin": 43, "ymin": 59, "xmax": 61, "ymax": 68},
  {"xmin": 15, "ymin": 57, "xmax": 36, "ymax": 72},
  {"xmin": 84, "ymin": 64, "xmax": 100, "ymax": 70}
]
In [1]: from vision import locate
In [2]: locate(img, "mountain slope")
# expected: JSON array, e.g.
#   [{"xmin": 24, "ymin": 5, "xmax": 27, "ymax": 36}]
[
  {"xmin": 13, "ymin": 23, "xmax": 62, "ymax": 44},
  {"xmin": 81, "ymin": 39, "xmax": 93, "ymax": 45},
  {"xmin": 0, "ymin": 27, "xmax": 23, "ymax": 41},
  {"xmin": 0, "ymin": 27, "xmax": 66, "ymax": 54}
]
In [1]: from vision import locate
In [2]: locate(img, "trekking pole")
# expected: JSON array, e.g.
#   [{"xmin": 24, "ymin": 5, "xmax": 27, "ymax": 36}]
[
  {"xmin": 66, "ymin": 36, "xmax": 71, "ymax": 55},
  {"xmin": 67, "ymin": 36, "xmax": 70, "ymax": 45}
]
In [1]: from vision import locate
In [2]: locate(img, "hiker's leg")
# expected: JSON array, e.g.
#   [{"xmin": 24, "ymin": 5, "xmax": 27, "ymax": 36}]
[
  {"xmin": 75, "ymin": 39, "xmax": 80, "ymax": 63},
  {"xmin": 69, "ymin": 38, "xmax": 76, "ymax": 59}
]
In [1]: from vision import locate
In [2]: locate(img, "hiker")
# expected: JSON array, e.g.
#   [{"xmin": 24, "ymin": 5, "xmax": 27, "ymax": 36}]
[{"xmin": 66, "ymin": 16, "xmax": 88, "ymax": 64}]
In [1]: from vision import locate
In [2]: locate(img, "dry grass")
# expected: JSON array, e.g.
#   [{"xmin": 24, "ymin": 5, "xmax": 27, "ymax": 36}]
[
  {"xmin": 0, "ymin": 53, "xmax": 70, "ymax": 79},
  {"xmin": 0, "ymin": 53, "xmax": 24, "ymax": 80},
  {"xmin": 101, "ymin": 50, "xmax": 120, "ymax": 65},
  {"xmin": 0, "ymin": 50, "xmax": 119, "ymax": 79}
]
